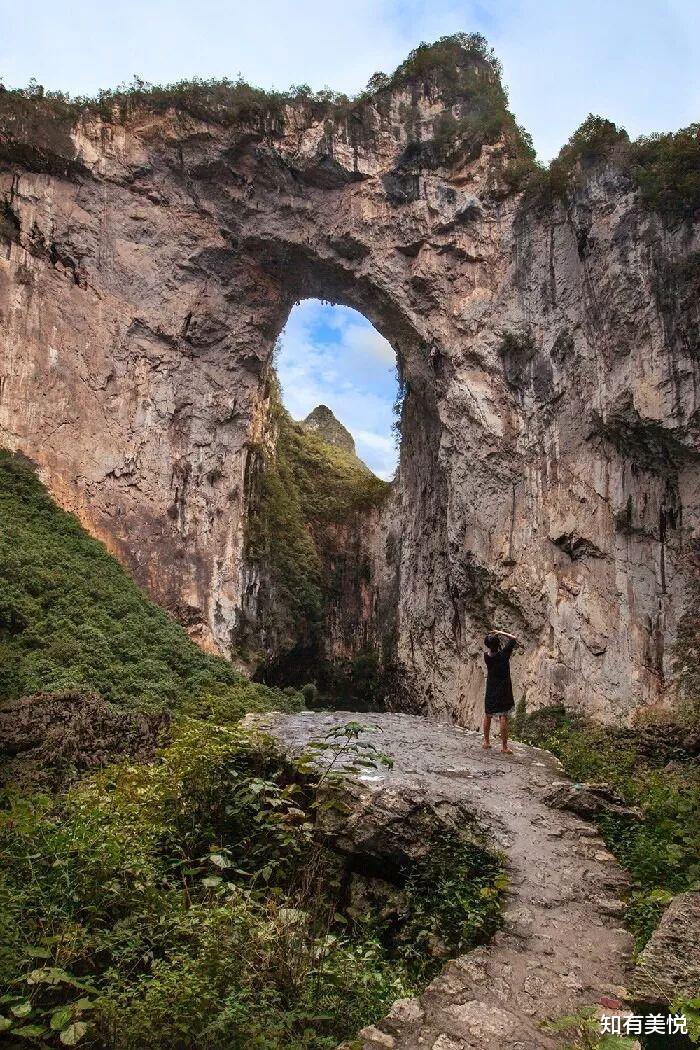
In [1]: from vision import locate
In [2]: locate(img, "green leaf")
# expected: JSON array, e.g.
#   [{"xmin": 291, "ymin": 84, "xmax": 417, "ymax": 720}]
[
  {"xmin": 0, "ymin": 1017, "xmax": 12, "ymax": 1032},
  {"xmin": 50, "ymin": 1007, "xmax": 73, "ymax": 1031},
  {"xmin": 25, "ymin": 969, "xmax": 98, "ymax": 995},
  {"xmin": 208, "ymin": 853, "xmax": 232, "ymax": 869},
  {"xmin": 278, "ymin": 908, "xmax": 306, "ymax": 925},
  {"xmin": 202, "ymin": 876, "xmax": 223, "ymax": 888},
  {"xmin": 13, "ymin": 1024, "xmax": 47, "ymax": 1039},
  {"xmin": 72, "ymin": 999, "xmax": 95, "ymax": 1013},
  {"xmin": 11, "ymin": 1003, "xmax": 32, "ymax": 1018},
  {"xmin": 26, "ymin": 966, "xmax": 71, "ymax": 986},
  {"xmin": 60, "ymin": 1021, "xmax": 88, "ymax": 1045},
  {"xmin": 26, "ymin": 947, "xmax": 51, "ymax": 960}
]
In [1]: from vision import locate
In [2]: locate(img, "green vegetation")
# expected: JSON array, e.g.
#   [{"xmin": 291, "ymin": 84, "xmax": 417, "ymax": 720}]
[
  {"xmin": 0, "ymin": 73, "xmax": 348, "ymax": 133},
  {"xmin": 0, "ymin": 33, "xmax": 535, "ymax": 177},
  {"xmin": 0, "ymin": 718, "xmax": 505, "ymax": 1048},
  {"xmin": 516, "ymin": 113, "xmax": 700, "ymax": 223},
  {"xmin": 548, "ymin": 115, "xmax": 627, "ymax": 195},
  {"xmin": 243, "ymin": 383, "xmax": 389, "ymax": 681},
  {"xmin": 542, "ymin": 1005, "xmax": 639, "ymax": 1049},
  {"xmin": 673, "ymin": 571, "xmax": 700, "ymax": 727},
  {"xmin": 2, "ymin": 37, "xmax": 698, "ymax": 216},
  {"xmin": 0, "ymin": 450, "xmax": 291, "ymax": 715},
  {"xmin": 631, "ymin": 124, "xmax": 700, "ymax": 221},
  {"xmin": 514, "ymin": 707, "xmax": 700, "ymax": 952},
  {"xmin": 386, "ymin": 33, "xmax": 536, "ymax": 166},
  {"xmin": 0, "ymin": 449, "xmax": 506, "ymax": 1047}
]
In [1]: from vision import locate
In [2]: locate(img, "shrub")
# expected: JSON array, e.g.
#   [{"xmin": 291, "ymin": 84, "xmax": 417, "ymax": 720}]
[
  {"xmin": 514, "ymin": 707, "xmax": 700, "ymax": 952},
  {"xmin": 0, "ymin": 720, "xmax": 506, "ymax": 1048},
  {"xmin": 547, "ymin": 114, "xmax": 629, "ymax": 197},
  {"xmin": 300, "ymin": 682, "xmax": 319, "ymax": 706},
  {"xmin": 630, "ymin": 123, "xmax": 700, "ymax": 222},
  {"xmin": 524, "ymin": 115, "xmax": 700, "ymax": 224}
]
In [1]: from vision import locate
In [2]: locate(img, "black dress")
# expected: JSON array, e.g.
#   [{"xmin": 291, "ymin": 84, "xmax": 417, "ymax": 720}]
[{"xmin": 484, "ymin": 638, "xmax": 517, "ymax": 715}]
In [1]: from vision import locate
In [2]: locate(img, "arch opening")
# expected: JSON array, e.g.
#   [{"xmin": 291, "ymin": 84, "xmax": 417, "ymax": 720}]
[
  {"xmin": 275, "ymin": 298, "xmax": 401, "ymax": 481},
  {"xmin": 240, "ymin": 298, "xmax": 415, "ymax": 711}
]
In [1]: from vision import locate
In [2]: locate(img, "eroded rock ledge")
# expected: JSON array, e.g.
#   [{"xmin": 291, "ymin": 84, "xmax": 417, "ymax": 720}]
[{"xmin": 255, "ymin": 711, "xmax": 634, "ymax": 1049}]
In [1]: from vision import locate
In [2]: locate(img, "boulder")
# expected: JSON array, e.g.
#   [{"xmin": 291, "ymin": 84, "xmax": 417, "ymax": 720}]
[
  {"xmin": 317, "ymin": 779, "xmax": 481, "ymax": 875},
  {"xmin": 633, "ymin": 890, "xmax": 700, "ymax": 1005},
  {"xmin": 544, "ymin": 781, "xmax": 642, "ymax": 820}
]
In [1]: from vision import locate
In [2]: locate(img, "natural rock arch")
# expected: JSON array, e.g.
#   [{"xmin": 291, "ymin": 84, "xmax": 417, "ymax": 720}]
[{"xmin": 0, "ymin": 38, "xmax": 698, "ymax": 724}]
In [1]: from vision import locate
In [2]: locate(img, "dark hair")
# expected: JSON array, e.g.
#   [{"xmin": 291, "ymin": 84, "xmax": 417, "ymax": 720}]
[{"xmin": 484, "ymin": 633, "xmax": 501, "ymax": 652}]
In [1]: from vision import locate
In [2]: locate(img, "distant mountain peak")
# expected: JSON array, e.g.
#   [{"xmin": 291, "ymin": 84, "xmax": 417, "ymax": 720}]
[{"xmin": 301, "ymin": 405, "xmax": 356, "ymax": 454}]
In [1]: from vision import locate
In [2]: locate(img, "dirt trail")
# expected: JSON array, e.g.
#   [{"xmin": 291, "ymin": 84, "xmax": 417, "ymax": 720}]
[{"xmin": 258, "ymin": 711, "xmax": 634, "ymax": 1050}]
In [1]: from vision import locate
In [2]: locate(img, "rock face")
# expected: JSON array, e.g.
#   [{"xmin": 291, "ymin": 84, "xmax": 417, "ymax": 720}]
[
  {"xmin": 257, "ymin": 711, "xmax": 634, "ymax": 1049},
  {"xmin": 633, "ymin": 890, "xmax": 700, "ymax": 1006},
  {"xmin": 0, "ymin": 39, "xmax": 698, "ymax": 723},
  {"xmin": 301, "ymin": 404, "xmax": 356, "ymax": 455}
]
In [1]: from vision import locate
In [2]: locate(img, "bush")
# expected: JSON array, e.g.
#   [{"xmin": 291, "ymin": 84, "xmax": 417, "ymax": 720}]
[
  {"xmin": 514, "ymin": 707, "xmax": 700, "ymax": 952},
  {"xmin": 630, "ymin": 123, "xmax": 700, "ymax": 222},
  {"xmin": 525, "ymin": 114, "xmax": 700, "ymax": 223},
  {"xmin": 0, "ymin": 720, "xmax": 506, "ymax": 1048},
  {"xmin": 546, "ymin": 114, "xmax": 629, "ymax": 197},
  {"xmin": 300, "ymin": 683, "xmax": 319, "ymax": 706}
]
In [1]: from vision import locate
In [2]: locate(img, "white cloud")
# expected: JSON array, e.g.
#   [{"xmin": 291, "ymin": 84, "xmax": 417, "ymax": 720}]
[
  {"xmin": 356, "ymin": 431, "xmax": 398, "ymax": 481},
  {"xmin": 3, "ymin": 1, "xmax": 698, "ymax": 162}
]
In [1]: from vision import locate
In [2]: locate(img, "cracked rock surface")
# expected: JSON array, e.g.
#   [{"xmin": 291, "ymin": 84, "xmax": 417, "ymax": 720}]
[
  {"xmin": 632, "ymin": 890, "xmax": 700, "ymax": 1007},
  {"xmin": 256, "ymin": 710, "xmax": 634, "ymax": 1049}
]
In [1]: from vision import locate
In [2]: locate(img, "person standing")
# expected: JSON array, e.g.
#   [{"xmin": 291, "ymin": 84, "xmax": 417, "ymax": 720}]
[{"xmin": 483, "ymin": 629, "xmax": 518, "ymax": 753}]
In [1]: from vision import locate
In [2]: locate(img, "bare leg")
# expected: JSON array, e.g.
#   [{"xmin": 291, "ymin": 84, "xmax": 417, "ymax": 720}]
[
  {"xmin": 483, "ymin": 714, "xmax": 492, "ymax": 748},
  {"xmin": 500, "ymin": 716, "xmax": 513, "ymax": 754}
]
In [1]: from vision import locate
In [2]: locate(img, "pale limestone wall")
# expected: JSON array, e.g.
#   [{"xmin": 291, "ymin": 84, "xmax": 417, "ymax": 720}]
[{"xmin": 1, "ymin": 79, "xmax": 698, "ymax": 722}]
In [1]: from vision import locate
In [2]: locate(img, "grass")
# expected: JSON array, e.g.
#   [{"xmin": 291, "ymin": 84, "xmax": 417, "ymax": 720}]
[
  {"xmin": 513, "ymin": 706, "xmax": 700, "ymax": 952},
  {"xmin": 0, "ymin": 449, "xmax": 292, "ymax": 715}
]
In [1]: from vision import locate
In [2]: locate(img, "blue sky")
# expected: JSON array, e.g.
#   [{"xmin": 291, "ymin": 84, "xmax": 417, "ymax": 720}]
[
  {"xmin": 277, "ymin": 302, "xmax": 399, "ymax": 479},
  {"xmin": 3, "ymin": 0, "xmax": 697, "ymax": 477},
  {"xmin": 2, "ymin": 1, "xmax": 698, "ymax": 161}
]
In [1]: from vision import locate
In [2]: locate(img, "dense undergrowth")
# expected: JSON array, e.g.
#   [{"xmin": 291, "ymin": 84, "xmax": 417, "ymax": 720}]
[
  {"xmin": 0, "ymin": 449, "xmax": 288, "ymax": 714},
  {"xmin": 513, "ymin": 706, "xmax": 700, "ymax": 953},
  {"xmin": 0, "ymin": 716, "xmax": 505, "ymax": 1048},
  {"xmin": 0, "ymin": 450, "xmax": 506, "ymax": 1047}
]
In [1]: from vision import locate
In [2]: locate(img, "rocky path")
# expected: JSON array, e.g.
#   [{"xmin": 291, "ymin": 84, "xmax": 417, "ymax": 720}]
[{"xmin": 256, "ymin": 711, "xmax": 634, "ymax": 1050}]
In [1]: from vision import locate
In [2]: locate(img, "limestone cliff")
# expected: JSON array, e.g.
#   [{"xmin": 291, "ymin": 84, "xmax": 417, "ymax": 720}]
[{"xmin": 0, "ymin": 35, "xmax": 698, "ymax": 723}]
